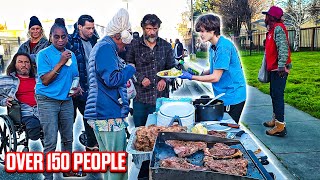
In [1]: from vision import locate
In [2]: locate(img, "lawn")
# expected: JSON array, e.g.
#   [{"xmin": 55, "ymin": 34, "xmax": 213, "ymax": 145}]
[{"xmin": 241, "ymin": 51, "xmax": 320, "ymax": 119}]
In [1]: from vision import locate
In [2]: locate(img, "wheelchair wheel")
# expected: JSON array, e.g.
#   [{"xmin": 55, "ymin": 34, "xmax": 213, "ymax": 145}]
[{"xmin": 0, "ymin": 115, "xmax": 17, "ymax": 161}]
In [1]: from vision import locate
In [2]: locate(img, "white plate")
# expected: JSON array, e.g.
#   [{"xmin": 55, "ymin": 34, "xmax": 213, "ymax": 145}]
[
  {"xmin": 202, "ymin": 121, "xmax": 231, "ymax": 132},
  {"xmin": 156, "ymin": 70, "xmax": 182, "ymax": 79}
]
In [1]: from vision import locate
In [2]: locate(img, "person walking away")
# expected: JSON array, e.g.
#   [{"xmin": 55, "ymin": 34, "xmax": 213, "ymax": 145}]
[
  {"xmin": 179, "ymin": 14, "xmax": 247, "ymax": 124},
  {"xmin": 18, "ymin": 16, "xmax": 49, "ymax": 67},
  {"xmin": 84, "ymin": 8, "xmax": 135, "ymax": 180},
  {"xmin": 67, "ymin": 14, "xmax": 99, "ymax": 151},
  {"xmin": 174, "ymin": 38, "xmax": 184, "ymax": 61},
  {"xmin": 35, "ymin": 18, "xmax": 82, "ymax": 179},
  {"xmin": 262, "ymin": 6, "xmax": 291, "ymax": 137},
  {"xmin": 0, "ymin": 53, "xmax": 41, "ymax": 142}
]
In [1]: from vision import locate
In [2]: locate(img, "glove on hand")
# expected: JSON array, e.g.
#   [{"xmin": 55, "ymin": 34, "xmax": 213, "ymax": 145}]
[{"xmin": 179, "ymin": 71, "xmax": 193, "ymax": 80}]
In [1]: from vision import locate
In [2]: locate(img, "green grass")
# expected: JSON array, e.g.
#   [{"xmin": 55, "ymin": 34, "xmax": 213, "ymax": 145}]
[
  {"xmin": 196, "ymin": 51, "xmax": 208, "ymax": 59},
  {"xmin": 241, "ymin": 51, "xmax": 320, "ymax": 119}
]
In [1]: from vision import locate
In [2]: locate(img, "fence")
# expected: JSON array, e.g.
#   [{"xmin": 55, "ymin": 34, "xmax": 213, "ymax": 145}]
[{"xmin": 239, "ymin": 27, "xmax": 320, "ymax": 55}]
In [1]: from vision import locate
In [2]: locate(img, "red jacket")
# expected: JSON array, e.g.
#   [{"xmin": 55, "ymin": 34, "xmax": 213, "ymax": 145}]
[{"xmin": 265, "ymin": 23, "xmax": 291, "ymax": 71}]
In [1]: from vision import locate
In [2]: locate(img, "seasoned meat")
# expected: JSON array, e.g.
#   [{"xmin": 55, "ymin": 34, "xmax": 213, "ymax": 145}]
[
  {"xmin": 165, "ymin": 140, "xmax": 207, "ymax": 157},
  {"xmin": 204, "ymin": 143, "xmax": 243, "ymax": 159},
  {"xmin": 134, "ymin": 125, "xmax": 187, "ymax": 151},
  {"xmin": 203, "ymin": 156, "xmax": 248, "ymax": 176},
  {"xmin": 207, "ymin": 130, "xmax": 227, "ymax": 138},
  {"xmin": 160, "ymin": 157, "xmax": 207, "ymax": 171}
]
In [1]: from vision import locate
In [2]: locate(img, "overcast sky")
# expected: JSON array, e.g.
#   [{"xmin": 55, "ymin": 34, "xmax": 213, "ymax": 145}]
[{"xmin": 0, "ymin": 0, "xmax": 190, "ymax": 39}]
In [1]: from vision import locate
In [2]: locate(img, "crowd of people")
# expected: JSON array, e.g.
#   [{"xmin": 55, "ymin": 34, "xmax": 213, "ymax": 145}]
[{"xmin": 0, "ymin": 5, "xmax": 290, "ymax": 180}]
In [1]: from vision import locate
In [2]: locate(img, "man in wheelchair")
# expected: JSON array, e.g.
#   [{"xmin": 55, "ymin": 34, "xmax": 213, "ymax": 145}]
[{"xmin": 0, "ymin": 52, "xmax": 41, "ymax": 142}]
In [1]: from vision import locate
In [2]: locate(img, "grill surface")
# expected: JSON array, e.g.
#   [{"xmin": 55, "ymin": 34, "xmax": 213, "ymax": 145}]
[{"xmin": 150, "ymin": 132, "xmax": 272, "ymax": 180}]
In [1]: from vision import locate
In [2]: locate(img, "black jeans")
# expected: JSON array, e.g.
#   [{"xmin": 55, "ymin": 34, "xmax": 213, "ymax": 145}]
[
  {"xmin": 270, "ymin": 71, "xmax": 288, "ymax": 122},
  {"xmin": 224, "ymin": 101, "xmax": 246, "ymax": 124},
  {"xmin": 73, "ymin": 98, "xmax": 98, "ymax": 147}
]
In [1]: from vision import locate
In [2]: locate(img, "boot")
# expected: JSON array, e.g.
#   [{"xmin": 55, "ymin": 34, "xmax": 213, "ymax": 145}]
[
  {"xmin": 266, "ymin": 120, "xmax": 287, "ymax": 137},
  {"xmin": 263, "ymin": 113, "xmax": 276, "ymax": 127}
]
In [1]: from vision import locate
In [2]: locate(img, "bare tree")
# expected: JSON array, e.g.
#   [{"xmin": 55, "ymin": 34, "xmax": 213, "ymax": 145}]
[{"xmin": 279, "ymin": 0, "xmax": 320, "ymax": 51}]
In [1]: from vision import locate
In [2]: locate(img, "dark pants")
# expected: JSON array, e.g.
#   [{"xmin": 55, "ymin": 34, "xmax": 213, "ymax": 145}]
[
  {"xmin": 73, "ymin": 98, "xmax": 98, "ymax": 147},
  {"xmin": 133, "ymin": 100, "xmax": 156, "ymax": 127},
  {"xmin": 224, "ymin": 101, "xmax": 246, "ymax": 124},
  {"xmin": 270, "ymin": 71, "xmax": 287, "ymax": 122},
  {"xmin": 21, "ymin": 116, "xmax": 41, "ymax": 140}
]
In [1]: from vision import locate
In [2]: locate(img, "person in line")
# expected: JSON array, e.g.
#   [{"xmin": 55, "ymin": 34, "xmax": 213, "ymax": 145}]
[
  {"xmin": 35, "ymin": 18, "xmax": 82, "ymax": 179},
  {"xmin": 67, "ymin": 14, "xmax": 99, "ymax": 151},
  {"xmin": 0, "ymin": 52, "xmax": 41, "ymax": 142},
  {"xmin": 126, "ymin": 13, "xmax": 175, "ymax": 179},
  {"xmin": 174, "ymin": 38, "xmax": 184, "ymax": 61},
  {"xmin": 179, "ymin": 14, "xmax": 247, "ymax": 124},
  {"xmin": 18, "ymin": 16, "xmax": 49, "ymax": 65},
  {"xmin": 262, "ymin": 6, "xmax": 291, "ymax": 137},
  {"xmin": 126, "ymin": 14, "xmax": 175, "ymax": 127},
  {"xmin": 84, "ymin": 8, "xmax": 135, "ymax": 180}
]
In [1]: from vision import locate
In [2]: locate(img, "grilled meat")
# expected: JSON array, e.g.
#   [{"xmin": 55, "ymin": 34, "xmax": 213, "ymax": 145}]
[
  {"xmin": 204, "ymin": 143, "xmax": 243, "ymax": 159},
  {"xmin": 207, "ymin": 130, "xmax": 227, "ymax": 138},
  {"xmin": 160, "ymin": 157, "xmax": 207, "ymax": 171},
  {"xmin": 165, "ymin": 140, "xmax": 207, "ymax": 158},
  {"xmin": 134, "ymin": 125, "xmax": 187, "ymax": 151},
  {"xmin": 203, "ymin": 156, "xmax": 248, "ymax": 176}
]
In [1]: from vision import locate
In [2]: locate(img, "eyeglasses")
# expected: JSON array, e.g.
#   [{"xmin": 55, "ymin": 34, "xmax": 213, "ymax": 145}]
[{"xmin": 53, "ymin": 35, "xmax": 67, "ymax": 40}]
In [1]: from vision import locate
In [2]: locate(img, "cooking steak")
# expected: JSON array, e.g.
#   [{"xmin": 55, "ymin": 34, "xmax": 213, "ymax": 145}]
[
  {"xmin": 203, "ymin": 156, "xmax": 248, "ymax": 176},
  {"xmin": 160, "ymin": 157, "xmax": 207, "ymax": 171},
  {"xmin": 165, "ymin": 140, "xmax": 207, "ymax": 157},
  {"xmin": 207, "ymin": 130, "xmax": 227, "ymax": 138},
  {"xmin": 134, "ymin": 125, "xmax": 187, "ymax": 151},
  {"xmin": 204, "ymin": 143, "xmax": 243, "ymax": 159}
]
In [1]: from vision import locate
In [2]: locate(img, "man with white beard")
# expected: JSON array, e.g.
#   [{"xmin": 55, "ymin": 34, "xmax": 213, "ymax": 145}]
[{"xmin": 126, "ymin": 14, "xmax": 175, "ymax": 178}]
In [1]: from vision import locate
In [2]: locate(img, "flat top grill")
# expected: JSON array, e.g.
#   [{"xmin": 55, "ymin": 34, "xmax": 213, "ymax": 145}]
[{"xmin": 150, "ymin": 132, "xmax": 272, "ymax": 180}]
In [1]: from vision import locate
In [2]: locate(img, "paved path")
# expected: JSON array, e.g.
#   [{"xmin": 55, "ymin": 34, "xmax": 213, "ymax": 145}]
[{"xmin": 241, "ymin": 86, "xmax": 320, "ymax": 180}]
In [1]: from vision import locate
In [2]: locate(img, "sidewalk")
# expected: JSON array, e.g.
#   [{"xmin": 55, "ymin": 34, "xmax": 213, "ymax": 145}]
[
  {"xmin": 241, "ymin": 86, "xmax": 320, "ymax": 180},
  {"xmin": 189, "ymin": 57, "xmax": 319, "ymax": 179}
]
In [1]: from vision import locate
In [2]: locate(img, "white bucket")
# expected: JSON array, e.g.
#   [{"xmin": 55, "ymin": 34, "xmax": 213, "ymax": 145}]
[{"xmin": 157, "ymin": 102, "xmax": 195, "ymax": 130}]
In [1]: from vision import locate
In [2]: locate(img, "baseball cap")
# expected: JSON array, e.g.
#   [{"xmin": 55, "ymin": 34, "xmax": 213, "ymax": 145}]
[{"xmin": 262, "ymin": 6, "xmax": 283, "ymax": 19}]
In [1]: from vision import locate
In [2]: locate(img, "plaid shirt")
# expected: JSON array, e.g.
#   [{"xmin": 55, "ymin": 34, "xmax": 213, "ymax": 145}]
[{"xmin": 126, "ymin": 37, "xmax": 175, "ymax": 105}]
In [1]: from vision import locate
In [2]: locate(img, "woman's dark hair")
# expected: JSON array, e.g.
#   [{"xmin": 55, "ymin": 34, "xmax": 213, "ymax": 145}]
[
  {"xmin": 195, "ymin": 14, "xmax": 221, "ymax": 36},
  {"xmin": 77, "ymin": 15, "xmax": 94, "ymax": 26},
  {"xmin": 266, "ymin": 14, "xmax": 283, "ymax": 29},
  {"xmin": 141, "ymin": 14, "xmax": 162, "ymax": 28},
  {"xmin": 6, "ymin": 52, "xmax": 35, "ymax": 77},
  {"xmin": 49, "ymin": 18, "xmax": 68, "ymax": 43}
]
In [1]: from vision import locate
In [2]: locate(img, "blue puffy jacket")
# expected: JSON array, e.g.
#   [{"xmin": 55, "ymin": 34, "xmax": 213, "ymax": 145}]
[{"xmin": 84, "ymin": 36, "xmax": 135, "ymax": 120}]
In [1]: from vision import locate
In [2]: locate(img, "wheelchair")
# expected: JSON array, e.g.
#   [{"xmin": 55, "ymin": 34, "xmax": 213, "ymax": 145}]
[{"xmin": 0, "ymin": 106, "xmax": 44, "ymax": 164}]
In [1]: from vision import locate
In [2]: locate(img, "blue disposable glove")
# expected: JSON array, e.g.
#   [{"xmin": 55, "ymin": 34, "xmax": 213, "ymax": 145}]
[{"xmin": 179, "ymin": 71, "xmax": 193, "ymax": 80}]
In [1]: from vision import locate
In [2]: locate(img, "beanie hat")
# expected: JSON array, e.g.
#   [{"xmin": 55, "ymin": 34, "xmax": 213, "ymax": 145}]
[
  {"xmin": 262, "ymin": 6, "xmax": 283, "ymax": 19},
  {"xmin": 29, "ymin": 16, "xmax": 42, "ymax": 29},
  {"xmin": 105, "ymin": 8, "xmax": 133, "ymax": 44}
]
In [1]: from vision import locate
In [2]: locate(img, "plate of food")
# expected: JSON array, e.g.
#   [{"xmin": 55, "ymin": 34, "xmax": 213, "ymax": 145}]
[{"xmin": 157, "ymin": 68, "xmax": 182, "ymax": 78}]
